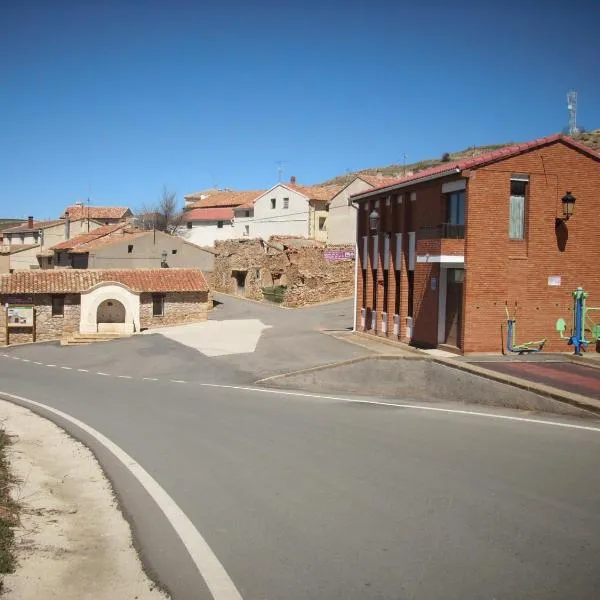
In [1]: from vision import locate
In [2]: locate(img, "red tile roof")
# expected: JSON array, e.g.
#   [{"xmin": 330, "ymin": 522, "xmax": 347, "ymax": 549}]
[
  {"xmin": 69, "ymin": 229, "xmax": 150, "ymax": 254},
  {"xmin": 186, "ymin": 190, "xmax": 264, "ymax": 209},
  {"xmin": 285, "ymin": 183, "xmax": 343, "ymax": 202},
  {"xmin": 51, "ymin": 223, "xmax": 127, "ymax": 250},
  {"xmin": 63, "ymin": 205, "xmax": 132, "ymax": 220},
  {"xmin": 3, "ymin": 219, "xmax": 64, "ymax": 233},
  {"xmin": 0, "ymin": 268, "xmax": 209, "ymax": 294},
  {"xmin": 352, "ymin": 134, "xmax": 600, "ymax": 200},
  {"xmin": 183, "ymin": 208, "xmax": 235, "ymax": 222}
]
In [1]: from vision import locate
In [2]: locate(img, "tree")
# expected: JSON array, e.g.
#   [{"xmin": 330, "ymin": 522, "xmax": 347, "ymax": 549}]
[
  {"xmin": 441, "ymin": 152, "xmax": 451, "ymax": 162},
  {"xmin": 138, "ymin": 187, "xmax": 185, "ymax": 234}
]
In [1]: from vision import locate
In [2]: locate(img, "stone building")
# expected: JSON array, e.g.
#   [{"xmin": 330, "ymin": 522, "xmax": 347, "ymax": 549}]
[
  {"xmin": 0, "ymin": 268, "xmax": 210, "ymax": 345},
  {"xmin": 213, "ymin": 237, "xmax": 355, "ymax": 307}
]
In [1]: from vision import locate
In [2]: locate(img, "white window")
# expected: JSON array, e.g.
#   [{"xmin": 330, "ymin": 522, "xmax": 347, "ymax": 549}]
[
  {"xmin": 509, "ymin": 175, "xmax": 528, "ymax": 240},
  {"xmin": 271, "ymin": 198, "xmax": 276, "ymax": 209},
  {"xmin": 283, "ymin": 197, "xmax": 289, "ymax": 209}
]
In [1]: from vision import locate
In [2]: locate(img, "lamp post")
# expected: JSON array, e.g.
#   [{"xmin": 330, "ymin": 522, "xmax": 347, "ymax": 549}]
[
  {"xmin": 556, "ymin": 191, "xmax": 576, "ymax": 225},
  {"xmin": 369, "ymin": 209, "xmax": 380, "ymax": 233}
]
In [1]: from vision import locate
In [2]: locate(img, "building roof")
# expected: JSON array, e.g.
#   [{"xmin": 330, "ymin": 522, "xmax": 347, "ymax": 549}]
[
  {"xmin": 0, "ymin": 244, "xmax": 40, "ymax": 255},
  {"xmin": 69, "ymin": 229, "xmax": 150, "ymax": 254},
  {"xmin": 2, "ymin": 219, "xmax": 64, "ymax": 233},
  {"xmin": 0, "ymin": 268, "xmax": 209, "ymax": 294},
  {"xmin": 285, "ymin": 183, "xmax": 342, "ymax": 202},
  {"xmin": 183, "ymin": 208, "xmax": 235, "ymax": 222},
  {"xmin": 51, "ymin": 223, "xmax": 128, "ymax": 251},
  {"xmin": 186, "ymin": 190, "xmax": 264, "ymax": 210},
  {"xmin": 352, "ymin": 134, "xmax": 600, "ymax": 201},
  {"xmin": 0, "ymin": 219, "xmax": 26, "ymax": 232},
  {"xmin": 63, "ymin": 205, "xmax": 132, "ymax": 221},
  {"xmin": 357, "ymin": 175, "xmax": 404, "ymax": 187}
]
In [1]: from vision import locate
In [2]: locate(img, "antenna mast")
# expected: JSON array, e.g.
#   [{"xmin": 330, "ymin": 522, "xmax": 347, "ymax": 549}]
[
  {"xmin": 567, "ymin": 90, "xmax": 579, "ymax": 135},
  {"xmin": 275, "ymin": 160, "xmax": 288, "ymax": 182}
]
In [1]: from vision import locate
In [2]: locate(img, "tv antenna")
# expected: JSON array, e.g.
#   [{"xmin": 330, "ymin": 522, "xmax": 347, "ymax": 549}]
[
  {"xmin": 567, "ymin": 90, "xmax": 579, "ymax": 135},
  {"xmin": 275, "ymin": 160, "xmax": 288, "ymax": 182}
]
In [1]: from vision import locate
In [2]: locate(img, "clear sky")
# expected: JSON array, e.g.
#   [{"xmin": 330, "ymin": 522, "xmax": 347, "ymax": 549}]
[{"xmin": 1, "ymin": 0, "xmax": 599, "ymax": 219}]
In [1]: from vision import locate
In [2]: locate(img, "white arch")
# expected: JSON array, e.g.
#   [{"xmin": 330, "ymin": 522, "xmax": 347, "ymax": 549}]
[{"xmin": 80, "ymin": 282, "xmax": 141, "ymax": 334}]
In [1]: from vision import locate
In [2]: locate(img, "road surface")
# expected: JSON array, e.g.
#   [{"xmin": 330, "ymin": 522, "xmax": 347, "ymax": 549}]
[{"xmin": 1, "ymin": 296, "xmax": 599, "ymax": 600}]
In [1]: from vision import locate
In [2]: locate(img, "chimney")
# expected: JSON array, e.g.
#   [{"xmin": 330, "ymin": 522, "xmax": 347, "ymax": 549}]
[
  {"xmin": 290, "ymin": 176, "xmax": 296, "ymax": 185},
  {"xmin": 64, "ymin": 217, "xmax": 70, "ymax": 240},
  {"xmin": 28, "ymin": 216, "xmax": 34, "ymax": 229}
]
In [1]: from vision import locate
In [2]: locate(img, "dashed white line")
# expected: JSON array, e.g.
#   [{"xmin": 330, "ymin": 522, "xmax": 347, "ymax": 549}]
[
  {"xmin": 142, "ymin": 377, "xmax": 158, "ymax": 381},
  {"xmin": 61, "ymin": 366, "xmax": 72, "ymax": 370},
  {"xmin": 0, "ymin": 390, "xmax": 244, "ymax": 600},
  {"xmin": 118, "ymin": 375, "xmax": 133, "ymax": 379},
  {"xmin": 33, "ymin": 361, "xmax": 42, "ymax": 365},
  {"xmin": 77, "ymin": 369, "xmax": 89, "ymax": 372},
  {"xmin": 96, "ymin": 372, "xmax": 110, "ymax": 376},
  {"xmin": 170, "ymin": 379, "xmax": 186, "ymax": 384},
  {"xmin": 10, "ymin": 356, "xmax": 20, "ymax": 360},
  {"xmin": 21, "ymin": 359, "xmax": 30, "ymax": 363},
  {"xmin": 46, "ymin": 364, "xmax": 56, "ymax": 368}
]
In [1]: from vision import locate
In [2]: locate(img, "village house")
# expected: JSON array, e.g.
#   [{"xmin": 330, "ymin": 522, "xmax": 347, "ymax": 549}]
[
  {"xmin": 352, "ymin": 134, "xmax": 600, "ymax": 354},
  {"xmin": 327, "ymin": 175, "xmax": 402, "ymax": 244},
  {"xmin": 0, "ymin": 268, "xmax": 210, "ymax": 345},
  {"xmin": 182, "ymin": 190, "xmax": 263, "ymax": 247},
  {"xmin": 231, "ymin": 177, "xmax": 342, "ymax": 242},
  {"xmin": 62, "ymin": 204, "xmax": 133, "ymax": 225},
  {"xmin": 49, "ymin": 224, "xmax": 215, "ymax": 273}
]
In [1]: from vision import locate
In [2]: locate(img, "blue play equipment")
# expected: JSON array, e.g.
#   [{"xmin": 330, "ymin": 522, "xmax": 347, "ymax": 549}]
[
  {"xmin": 556, "ymin": 287, "xmax": 600, "ymax": 355},
  {"xmin": 504, "ymin": 304, "xmax": 546, "ymax": 354}
]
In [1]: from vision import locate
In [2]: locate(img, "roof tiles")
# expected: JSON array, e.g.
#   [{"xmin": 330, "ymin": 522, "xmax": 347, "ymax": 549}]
[{"xmin": 63, "ymin": 205, "xmax": 131, "ymax": 220}]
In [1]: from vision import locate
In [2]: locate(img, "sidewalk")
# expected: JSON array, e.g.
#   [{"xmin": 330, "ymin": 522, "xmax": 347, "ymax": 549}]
[{"xmin": 0, "ymin": 400, "xmax": 168, "ymax": 600}]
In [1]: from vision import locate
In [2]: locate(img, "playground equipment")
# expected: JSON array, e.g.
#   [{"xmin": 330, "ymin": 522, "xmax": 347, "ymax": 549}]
[
  {"xmin": 504, "ymin": 304, "xmax": 546, "ymax": 354},
  {"xmin": 556, "ymin": 287, "xmax": 600, "ymax": 355}
]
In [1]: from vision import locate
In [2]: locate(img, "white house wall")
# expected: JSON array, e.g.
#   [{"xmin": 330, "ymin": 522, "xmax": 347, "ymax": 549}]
[
  {"xmin": 327, "ymin": 179, "xmax": 374, "ymax": 244},
  {"xmin": 252, "ymin": 186, "xmax": 310, "ymax": 239},
  {"xmin": 181, "ymin": 220, "xmax": 238, "ymax": 247}
]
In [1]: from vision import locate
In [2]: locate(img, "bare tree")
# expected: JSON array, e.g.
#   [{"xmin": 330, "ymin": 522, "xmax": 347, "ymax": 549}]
[{"xmin": 137, "ymin": 187, "xmax": 185, "ymax": 234}]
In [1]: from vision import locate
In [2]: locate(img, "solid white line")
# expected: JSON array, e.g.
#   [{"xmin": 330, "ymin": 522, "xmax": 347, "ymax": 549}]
[
  {"xmin": 194, "ymin": 382, "xmax": 600, "ymax": 434},
  {"xmin": 0, "ymin": 390, "xmax": 244, "ymax": 600},
  {"xmin": 77, "ymin": 369, "xmax": 89, "ymax": 372}
]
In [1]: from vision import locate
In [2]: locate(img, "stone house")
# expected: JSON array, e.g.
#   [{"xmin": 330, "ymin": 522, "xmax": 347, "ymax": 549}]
[
  {"xmin": 49, "ymin": 225, "xmax": 215, "ymax": 274},
  {"xmin": 327, "ymin": 175, "xmax": 402, "ymax": 244},
  {"xmin": 213, "ymin": 237, "xmax": 354, "ymax": 307},
  {"xmin": 353, "ymin": 133, "xmax": 600, "ymax": 353},
  {"xmin": 0, "ymin": 268, "xmax": 210, "ymax": 345}
]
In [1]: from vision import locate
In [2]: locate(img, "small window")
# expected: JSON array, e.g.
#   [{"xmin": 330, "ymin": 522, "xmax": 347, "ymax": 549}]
[
  {"xmin": 255, "ymin": 269, "xmax": 260, "ymax": 279},
  {"xmin": 318, "ymin": 217, "xmax": 326, "ymax": 231},
  {"xmin": 171, "ymin": 249, "xmax": 177, "ymax": 255},
  {"xmin": 128, "ymin": 244, "xmax": 133, "ymax": 253},
  {"xmin": 152, "ymin": 294, "xmax": 165, "ymax": 317},
  {"xmin": 283, "ymin": 197, "xmax": 289, "ymax": 209},
  {"xmin": 245, "ymin": 210, "xmax": 250, "ymax": 217},
  {"xmin": 271, "ymin": 198, "xmax": 276, "ymax": 209},
  {"xmin": 509, "ymin": 176, "xmax": 528, "ymax": 240},
  {"xmin": 187, "ymin": 221, "xmax": 192, "ymax": 229},
  {"xmin": 51, "ymin": 295, "xmax": 65, "ymax": 317},
  {"xmin": 446, "ymin": 191, "xmax": 465, "ymax": 225},
  {"xmin": 325, "ymin": 204, "xmax": 330, "ymax": 212},
  {"xmin": 244, "ymin": 224, "xmax": 250, "ymax": 236},
  {"xmin": 217, "ymin": 221, "xmax": 224, "ymax": 229}
]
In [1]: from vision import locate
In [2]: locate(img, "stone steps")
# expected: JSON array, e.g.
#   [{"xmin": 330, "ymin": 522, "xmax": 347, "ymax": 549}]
[{"xmin": 61, "ymin": 332, "xmax": 131, "ymax": 346}]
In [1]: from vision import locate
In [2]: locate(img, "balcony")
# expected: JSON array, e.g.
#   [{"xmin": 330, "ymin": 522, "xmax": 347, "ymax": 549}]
[{"xmin": 419, "ymin": 223, "xmax": 465, "ymax": 239}]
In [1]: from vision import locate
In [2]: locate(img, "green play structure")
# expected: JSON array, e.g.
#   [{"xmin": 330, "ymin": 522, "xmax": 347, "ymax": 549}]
[{"xmin": 556, "ymin": 287, "xmax": 600, "ymax": 355}]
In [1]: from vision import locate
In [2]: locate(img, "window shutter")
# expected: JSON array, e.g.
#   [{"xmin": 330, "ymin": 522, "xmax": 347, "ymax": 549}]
[{"xmin": 509, "ymin": 195, "xmax": 524, "ymax": 239}]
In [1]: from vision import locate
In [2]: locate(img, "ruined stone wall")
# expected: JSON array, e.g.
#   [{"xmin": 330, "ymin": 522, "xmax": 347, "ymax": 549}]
[
  {"xmin": 139, "ymin": 291, "xmax": 209, "ymax": 329},
  {"xmin": 213, "ymin": 238, "xmax": 355, "ymax": 307},
  {"xmin": 0, "ymin": 294, "xmax": 80, "ymax": 345}
]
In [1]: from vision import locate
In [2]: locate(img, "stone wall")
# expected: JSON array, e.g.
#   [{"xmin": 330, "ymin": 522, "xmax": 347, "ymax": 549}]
[
  {"xmin": 213, "ymin": 238, "xmax": 355, "ymax": 307},
  {"xmin": 0, "ymin": 294, "xmax": 81, "ymax": 345},
  {"xmin": 139, "ymin": 291, "xmax": 210, "ymax": 329}
]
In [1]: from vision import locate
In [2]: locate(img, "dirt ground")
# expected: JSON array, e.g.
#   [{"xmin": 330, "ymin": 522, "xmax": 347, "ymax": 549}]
[{"xmin": 0, "ymin": 399, "xmax": 168, "ymax": 599}]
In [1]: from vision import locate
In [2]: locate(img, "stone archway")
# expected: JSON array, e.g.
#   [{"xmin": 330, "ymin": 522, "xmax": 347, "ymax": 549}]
[{"xmin": 97, "ymin": 299, "xmax": 126, "ymax": 328}]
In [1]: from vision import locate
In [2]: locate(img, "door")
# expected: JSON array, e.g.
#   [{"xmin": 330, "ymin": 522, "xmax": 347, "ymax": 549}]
[
  {"xmin": 233, "ymin": 270, "xmax": 247, "ymax": 296},
  {"xmin": 445, "ymin": 268, "xmax": 464, "ymax": 347}
]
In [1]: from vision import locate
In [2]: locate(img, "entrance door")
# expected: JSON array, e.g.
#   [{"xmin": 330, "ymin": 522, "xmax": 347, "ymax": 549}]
[
  {"xmin": 445, "ymin": 268, "xmax": 464, "ymax": 347},
  {"xmin": 233, "ymin": 271, "xmax": 247, "ymax": 296},
  {"xmin": 96, "ymin": 299, "xmax": 126, "ymax": 333}
]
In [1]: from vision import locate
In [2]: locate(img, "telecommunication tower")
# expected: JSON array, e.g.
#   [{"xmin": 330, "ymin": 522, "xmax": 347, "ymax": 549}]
[{"xmin": 567, "ymin": 90, "xmax": 579, "ymax": 135}]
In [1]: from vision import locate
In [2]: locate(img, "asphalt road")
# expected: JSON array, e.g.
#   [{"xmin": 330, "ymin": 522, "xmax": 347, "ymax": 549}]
[{"xmin": 1, "ymin": 296, "xmax": 600, "ymax": 600}]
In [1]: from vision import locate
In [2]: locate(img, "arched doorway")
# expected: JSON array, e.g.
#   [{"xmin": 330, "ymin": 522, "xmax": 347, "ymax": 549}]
[{"xmin": 96, "ymin": 299, "xmax": 126, "ymax": 332}]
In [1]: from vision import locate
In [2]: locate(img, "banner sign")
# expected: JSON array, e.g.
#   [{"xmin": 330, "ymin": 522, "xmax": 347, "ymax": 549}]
[{"xmin": 323, "ymin": 249, "xmax": 355, "ymax": 261}]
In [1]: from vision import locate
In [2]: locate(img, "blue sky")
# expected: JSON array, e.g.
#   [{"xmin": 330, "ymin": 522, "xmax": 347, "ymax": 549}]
[{"xmin": 1, "ymin": 0, "xmax": 599, "ymax": 219}]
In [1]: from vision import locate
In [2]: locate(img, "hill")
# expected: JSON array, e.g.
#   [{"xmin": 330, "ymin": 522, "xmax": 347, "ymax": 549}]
[{"xmin": 321, "ymin": 130, "xmax": 600, "ymax": 187}]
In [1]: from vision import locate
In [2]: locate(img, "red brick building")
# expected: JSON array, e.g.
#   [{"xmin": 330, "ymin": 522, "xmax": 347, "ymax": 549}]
[{"xmin": 352, "ymin": 134, "xmax": 600, "ymax": 354}]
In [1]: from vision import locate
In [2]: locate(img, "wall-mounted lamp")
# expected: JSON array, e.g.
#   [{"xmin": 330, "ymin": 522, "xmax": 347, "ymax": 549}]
[
  {"xmin": 369, "ymin": 209, "xmax": 380, "ymax": 232},
  {"xmin": 161, "ymin": 250, "xmax": 168, "ymax": 267},
  {"xmin": 556, "ymin": 191, "xmax": 576, "ymax": 226}
]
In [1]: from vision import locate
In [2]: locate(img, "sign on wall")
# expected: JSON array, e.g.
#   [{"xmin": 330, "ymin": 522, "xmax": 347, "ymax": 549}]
[
  {"xmin": 548, "ymin": 276, "xmax": 562, "ymax": 287},
  {"xmin": 324, "ymin": 249, "xmax": 355, "ymax": 261},
  {"xmin": 7, "ymin": 305, "xmax": 34, "ymax": 328}
]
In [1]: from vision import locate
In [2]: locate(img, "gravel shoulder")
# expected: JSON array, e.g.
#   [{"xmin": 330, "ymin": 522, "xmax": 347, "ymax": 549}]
[{"xmin": 0, "ymin": 399, "xmax": 168, "ymax": 600}]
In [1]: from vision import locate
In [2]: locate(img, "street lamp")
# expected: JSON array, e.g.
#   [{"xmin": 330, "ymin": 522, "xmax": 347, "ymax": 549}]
[
  {"xmin": 369, "ymin": 209, "xmax": 380, "ymax": 232},
  {"xmin": 557, "ymin": 191, "xmax": 576, "ymax": 225}
]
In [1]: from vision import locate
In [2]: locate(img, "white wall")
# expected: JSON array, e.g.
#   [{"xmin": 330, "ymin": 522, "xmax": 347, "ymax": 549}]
[
  {"xmin": 252, "ymin": 186, "xmax": 310, "ymax": 239},
  {"xmin": 80, "ymin": 283, "xmax": 140, "ymax": 334},
  {"xmin": 180, "ymin": 220, "xmax": 238, "ymax": 247},
  {"xmin": 327, "ymin": 178, "xmax": 374, "ymax": 244},
  {"xmin": 232, "ymin": 209, "xmax": 254, "ymax": 238}
]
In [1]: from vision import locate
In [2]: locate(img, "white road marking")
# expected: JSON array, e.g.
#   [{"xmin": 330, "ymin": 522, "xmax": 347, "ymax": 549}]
[
  {"xmin": 33, "ymin": 361, "xmax": 43, "ymax": 365},
  {"xmin": 96, "ymin": 372, "xmax": 110, "ymax": 376},
  {"xmin": 21, "ymin": 359, "xmax": 30, "ymax": 363},
  {"xmin": 10, "ymin": 356, "xmax": 20, "ymax": 360},
  {"xmin": 0, "ymin": 390, "xmax": 244, "ymax": 600},
  {"xmin": 77, "ymin": 369, "xmax": 89, "ymax": 372},
  {"xmin": 118, "ymin": 375, "xmax": 133, "ymax": 379},
  {"xmin": 193, "ymin": 382, "xmax": 600, "ymax": 434},
  {"xmin": 46, "ymin": 364, "xmax": 56, "ymax": 368},
  {"xmin": 143, "ymin": 377, "xmax": 158, "ymax": 381},
  {"xmin": 170, "ymin": 380, "xmax": 186, "ymax": 384},
  {"xmin": 61, "ymin": 366, "xmax": 72, "ymax": 370}
]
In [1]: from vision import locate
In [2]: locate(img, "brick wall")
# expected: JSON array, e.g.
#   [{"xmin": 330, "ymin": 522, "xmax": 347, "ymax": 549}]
[
  {"xmin": 140, "ymin": 291, "xmax": 210, "ymax": 329},
  {"xmin": 464, "ymin": 143, "xmax": 600, "ymax": 353},
  {"xmin": 0, "ymin": 294, "xmax": 80, "ymax": 345}
]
